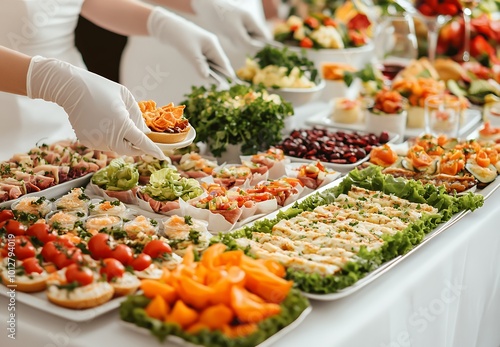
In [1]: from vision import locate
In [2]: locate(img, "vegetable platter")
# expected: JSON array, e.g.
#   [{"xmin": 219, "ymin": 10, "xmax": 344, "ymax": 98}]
[
  {"xmin": 212, "ymin": 165, "xmax": 484, "ymax": 297},
  {"xmin": 120, "ymin": 244, "xmax": 311, "ymax": 347}
]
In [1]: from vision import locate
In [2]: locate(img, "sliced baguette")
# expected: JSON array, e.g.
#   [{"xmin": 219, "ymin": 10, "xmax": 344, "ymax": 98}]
[
  {"xmin": 111, "ymin": 272, "xmax": 141, "ymax": 297},
  {"xmin": 1, "ymin": 270, "xmax": 48, "ymax": 293},
  {"xmin": 46, "ymin": 281, "xmax": 114, "ymax": 309}
]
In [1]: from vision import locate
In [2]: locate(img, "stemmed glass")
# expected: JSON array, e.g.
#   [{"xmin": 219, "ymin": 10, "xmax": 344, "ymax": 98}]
[
  {"xmin": 391, "ymin": 0, "xmax": 452, "ymax": 63},
  {"xmin": 460, "ymin": 0, "xmax": 480, "ymax": 62},
  {"xmin": 416, "ymin": 7, "xmax": 452, "ymax": 63}
]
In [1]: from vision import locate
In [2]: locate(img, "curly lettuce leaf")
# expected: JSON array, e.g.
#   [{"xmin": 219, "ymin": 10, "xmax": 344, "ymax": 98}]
[
  {"xmin": 91, "ymin": 158, "xmax": 139, "ymax": 191},
  {"xmin": 142, "ymin": 167, "xmax": 203, "ymax": 201}
]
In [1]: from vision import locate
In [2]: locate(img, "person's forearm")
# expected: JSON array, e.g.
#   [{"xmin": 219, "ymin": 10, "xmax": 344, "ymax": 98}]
[
  {"xmin": 148, "ymin": 0, "xmax": 194, "ymax": 14},
  {"xmin": 81, "ymin": 0, "xmax": 153, "ymax": 36},
  {"xmin": 0, "ymin": 46, "xmax": 31, "ymax": 96},
  {"xmin": 262, "ymin": 0, "xmax": 279, "ymax": 19}
]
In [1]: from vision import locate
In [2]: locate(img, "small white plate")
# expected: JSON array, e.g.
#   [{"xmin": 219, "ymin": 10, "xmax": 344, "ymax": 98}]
[{"xmin": 153, "ymin": 127, "xmax": 196, "ymax": 151}]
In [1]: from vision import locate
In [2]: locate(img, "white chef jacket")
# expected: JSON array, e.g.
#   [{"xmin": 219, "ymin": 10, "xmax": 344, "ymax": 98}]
[{"xmin": 0, "ymin": 0, "xmax": 85, "ymax": 160}]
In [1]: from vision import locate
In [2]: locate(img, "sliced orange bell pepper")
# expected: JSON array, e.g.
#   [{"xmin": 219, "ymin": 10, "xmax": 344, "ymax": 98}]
[
  {"xmin": 177, "ymin": 275, "xmax": 215, "ymax": 310},
  {"xmin": 185, "ymin": 322, "xmax": 210, "ymax": 334},
  {"xmin": 182, "ymin": 245, "xmax": 195, "ymax": 266},
  {"xmin": 145, "ymin": 295, "xmax": 169, "ymax": 321},
  {"xmin": 140, "ymin": 279, "xmax": 177, "ymax": 305},
  {"xmin": 216, "ymin": 250, "xmax": 244, "ymax": 267},
  {"xmin": 165, "ymin": 300, "xmax": 199, "ymax": 329},
  {"xmin": 199, "ymin": 304, "xmax": 234, "ymax": 330},
  {"xmin": 230, "ymin": 286, "xmax": 281, "ymax": 323},
  {"xmin": 201, "ymin": 243, "xmax": 227, "ymax": 270},
  {"xmin": 257, "ymin": 259, "xmax": 286, "ymax": 278},
  {"xmin": 240, "ymin": 263, "xmax": 293, "ymax": 304}
]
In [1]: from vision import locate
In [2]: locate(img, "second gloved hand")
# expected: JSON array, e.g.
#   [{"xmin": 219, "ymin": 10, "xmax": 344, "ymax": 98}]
[
  {"xmin": 26, "ymin": 56, "xmax": 166, "ymax": 159},
  {"xmin": 148, "ymin": 7, "xmax": 234, "ymax": 79},
  {"xmin": 191, "ymin": 0, "xmax": 271, "ymax": 45}
]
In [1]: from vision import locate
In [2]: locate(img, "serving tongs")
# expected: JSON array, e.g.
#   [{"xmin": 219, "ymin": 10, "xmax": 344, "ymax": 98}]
[
  {"xmin": 208, "ymin": 64, "xmax": 250, "ymax": 89},
  {"xmin": 207, "ymin": 37, "xmax": 286, "ymax": 89}
]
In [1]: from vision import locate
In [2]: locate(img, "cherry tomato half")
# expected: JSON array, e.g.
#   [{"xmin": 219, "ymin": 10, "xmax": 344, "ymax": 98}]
[
  {"xmin": 110, "ymin": 244, "xmax": 133, "ymax": 266},
  {"xmin": 65, "ymin": 264, "xmax": 94, "ymax": 286},
  {"xmin": 5, "ymin": 220, "xmax": 27, "ymax": 236},
  {"xmin": 143, "ymin": 240, "xmax": 172, "ymax": 259},
  {"xmin": 4, "ymin": 236, "xmax": 36, "ymax": 260},
  {"xmin": 100, "ymin": 258, "xmax": 125, "ymax": 282},
  {"xmin": 53, "ymin": 248, "xmax": 83, "ymax": 269},
  {"xmin": 88, "ymin": 233, "xmax": 113, "ymax": 260},
  {"xmin": 129, "ymin": 253, "xmax": 152, "ymax": 271},
  {"xmin": 22, "ymin": 257, "xmax": 44, "ymax": 275},
  {"xmin": 26, "ymin": 223, "xmax": 57, "ymax": 244},
  {"xmin": 0, "ymin": 210, "xmax": 14, "ymax": 223}
]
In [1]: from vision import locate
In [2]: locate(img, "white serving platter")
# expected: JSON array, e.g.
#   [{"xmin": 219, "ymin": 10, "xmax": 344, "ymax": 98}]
[
  {"xmin": 0, "ymin": 287, "xmax": 129, "ymax": 322},
  {"xmin": 232, "ymin": 172, "xmax": 497, "ymax": 301},
  {"xmin": 0, "ymin": 173, "xmax": 93, "ymax": 209}
]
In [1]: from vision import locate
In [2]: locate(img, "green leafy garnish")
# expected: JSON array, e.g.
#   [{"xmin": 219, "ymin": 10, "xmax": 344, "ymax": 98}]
[
  {"xmin": 92, "ymin": 158, "xmax": 139, "ymax": 191},
  {"xmin": 181, "ymin": 84, "xmax": 293, "ymax": 157},
  {"xmin": 247, "ymin": 46, "xmax": 319, "ymax": 85},
  {"xmin": 141, "ymin": 168, "xmax": 203, "ymax": 202}
]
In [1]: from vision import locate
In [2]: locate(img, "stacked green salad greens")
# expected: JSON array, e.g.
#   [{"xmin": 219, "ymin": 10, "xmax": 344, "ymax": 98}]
[
  {"xmin": 214, "ymin": 165, "xmax": 484, "ymax": 294},
  {"xmin": 181, "ymin": 84, "xmax": 293, "ymax": 157},
  {"xmin": 120, "ymin": 289, "xmax": 309, "ymax": 347},
  {"xmin": 92, "ymin": 158, "xmax": 139, "ymax": 191}
]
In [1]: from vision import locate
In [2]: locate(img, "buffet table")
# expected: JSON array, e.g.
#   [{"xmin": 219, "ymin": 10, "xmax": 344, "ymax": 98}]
[{"xmin": 1, "ymin": 182, "xmax": 499, "ymax": 347}]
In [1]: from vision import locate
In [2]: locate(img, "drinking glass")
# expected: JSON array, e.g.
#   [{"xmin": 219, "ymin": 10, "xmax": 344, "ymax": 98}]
[
  {"xmin": 425, "ymin": 95, "xmax": 462, "ymax": 138},
  {"xmin": 376, "ymin": 14, "xmax": 418, "ymax": 80}
]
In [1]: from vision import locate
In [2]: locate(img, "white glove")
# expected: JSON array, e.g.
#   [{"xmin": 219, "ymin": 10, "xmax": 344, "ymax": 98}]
[
  {"xmin": 26, "ymin": 56, "xmax": 166, "ymax": 159},
  {"xmin": 148, "ymin": 7, "xmax": 234, "ymax": 78},
  {"xmin": 191, "ymin": 0, "xmax": 271, "ymax": 45}
]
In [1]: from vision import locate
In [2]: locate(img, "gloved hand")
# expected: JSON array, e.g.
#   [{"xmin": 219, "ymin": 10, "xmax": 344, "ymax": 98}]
[
  {"xmin": 26, "ymin": 56, "xmax": 166, "ymax": 159},
  {"xmin": 148, "ymin": 7, "xmax": 234, "ymax": 79},
  {"xmin": 191, "ymin": 0, "xmax": 271, "ymax": 45}
]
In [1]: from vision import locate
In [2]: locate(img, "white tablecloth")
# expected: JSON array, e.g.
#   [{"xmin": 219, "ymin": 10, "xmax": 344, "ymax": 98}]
[{"xmin": 1, "ymin": 186, "xmax": 500, "ymax": 347}]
